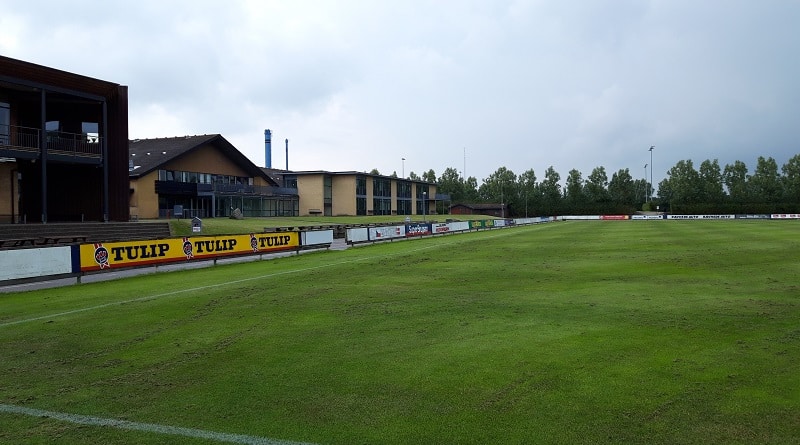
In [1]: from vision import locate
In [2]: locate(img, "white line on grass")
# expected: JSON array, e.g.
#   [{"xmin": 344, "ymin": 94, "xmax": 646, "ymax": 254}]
[
  {"xmin": 0, "ymin": 227, "xmax": 525, "ymax": 328},
  {"xmin": 0, "ymin": 403, "xmax": 316, "ymax": 445}
]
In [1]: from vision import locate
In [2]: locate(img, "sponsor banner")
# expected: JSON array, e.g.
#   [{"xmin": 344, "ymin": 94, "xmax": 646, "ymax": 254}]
[
  {"xmin": 0, "ymin": 246, "xmax": 74, "ymax": 281},
  {"xmin": 369, "ymin": 225, "xmax": 406, "ymax": 240},
  {"xmin": 432, "ymin": 223, "xmax": 450, "ymax": 234},
  {"xmin": 405, "ymin": 223, "xmax": 431, "ymax": 237},
  {"xmin": 771, "ymin": 214, "xmax": 800, "ymax": 219},
  {"xmin": 562, "ymin": 215, "xmax": 601, "ymax": 220},
  {"xmin": 632, "ymin": 215, "xmax": 664, "ymax": 220},
  {"xmin": 469, "ymin": 220, "xmax": 487, "ymax": 229},
  {"xmin": 735, "ymin": 214, "xmax": 771, "ymax": 219},
  {"xmin": 79, "ymin": 233, "xmax": 299, "ymax": 272},
  {"xmin": 601, "ymin": 215, "xmax": 629, "ymax": 220},
  {"xmin": 346, "ymin": 227, "xmax": 369, "ymax": 243},
  {"xmin": 494, "ymin": 219, "xmax": 508, "ymax": 227},
  {"xmin": 301, "ymin": 230, "xmax": 334, "ymax": 246},
  {"xmin": 447, "ymin": 221, "xmax": 470, "ymax": 232},
  {"xmin": 667, "ymin": 214, "xmax": 735, "ymax": 220}
]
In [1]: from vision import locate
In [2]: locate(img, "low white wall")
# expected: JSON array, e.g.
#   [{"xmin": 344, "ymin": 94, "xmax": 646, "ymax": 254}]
[{"xmin": 0, "ymin": 246, "xmax": 73, "ymax": 281}]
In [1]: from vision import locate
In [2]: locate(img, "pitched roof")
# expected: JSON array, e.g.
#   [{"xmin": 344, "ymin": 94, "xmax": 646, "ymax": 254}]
[
  {"xmin": 0, "ymin": 55, "xmax": 123, "ymax": 99},
  {"xmin": 450, "ymin": 203, "xmax": 506, "ymax": 210},
  {"xmin": 129, "ymin": 134, "xmax": 278, "ymax": 186}
]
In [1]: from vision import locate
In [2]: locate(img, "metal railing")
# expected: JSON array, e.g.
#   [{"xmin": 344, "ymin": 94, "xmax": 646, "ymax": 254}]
[
  {"xmin": 46, "ymin": 130, "xmax": 102, "ymax": 156},
  {"xmin": 0, "ymin": 124, "xmax": 103, "ymax": 157},
  {"xmin": 0, "ymin": 125, "xmax": 39, "ymax": 151}
]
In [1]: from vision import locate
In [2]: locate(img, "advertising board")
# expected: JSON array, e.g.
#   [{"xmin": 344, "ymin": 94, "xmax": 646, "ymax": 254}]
[
  {"xmin": 0, "ymin": 246, "xmax": 74, "ymax": 281},
  {"xmin": 79, "ymin": 232, "xmax": 299, "ymax": 272},
  {"xmin": 369, "ymin": 225, "xmax": 406, "ymax": 240},
  {"xmin": 771, "ymin": 214, "xmax": 800, "ymax": 219},
  {"xmin": 405, "ymin": 223, "xmax": 431, "ymax": 237}
]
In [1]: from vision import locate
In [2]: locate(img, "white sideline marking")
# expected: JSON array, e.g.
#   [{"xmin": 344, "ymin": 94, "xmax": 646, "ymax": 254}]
[
  {"xmin": 0, "ymin": 403, "xmax": 316, "ymax": 445},
  {"xmin": 0, "ymin": 227, "xmax": 523, "ymax": 328}
]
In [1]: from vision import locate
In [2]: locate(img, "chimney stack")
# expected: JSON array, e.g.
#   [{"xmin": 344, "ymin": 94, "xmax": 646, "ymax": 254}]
[{"xmin": 264, "ymin": 129, "xmax": 272, "ymax": 168}]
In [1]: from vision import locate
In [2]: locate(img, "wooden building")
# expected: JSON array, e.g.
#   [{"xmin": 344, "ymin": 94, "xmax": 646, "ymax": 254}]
[
  {"xmin": 0, "ymin": 55, "xmax": 129, "ymax": 222},
  {"xmin": 449, "ymin": 203, "xmax": 508, "ymax": 218}
]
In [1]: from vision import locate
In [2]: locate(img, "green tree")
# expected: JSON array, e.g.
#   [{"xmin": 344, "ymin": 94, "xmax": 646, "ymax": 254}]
[
  {"xmin": 608, "ymin": 168, "xmax": 636, "ymax": 208},
  {"xmin": 698, "ymin": 159, "xmax": 725, "ymax": 204},
  {"xmin": 408, "ymin": 171, "xmax": 420, "ymax": 181},
  {"xmin": 539, "ymin": 166, "xmax": 562, "ymax": 215},
  {"xmin": 479, "ymin": 167, "xmax": 517, "ymax": 211},
  {"xmin": 750, "ymin": 156, "xmax": 781, "ymax": 203},
  {"xmin": 585, "ymin": 166, "xmax": 610, "ymax": 204},
  {"xmin": 422, "ymin": 169, "xmax": 437, "ymax": 183},
  {"xmin": 723, "ymin": 160, "xmax": 750, "ymax": 203},
  {"xmin": 781, "ymin": 154, "xmax": 800, "ymax": 203},
  {"xmin": 564, "ymin": 168, "xmax": 585, "ymax": 212},
  {"xmin": 369, "ymin": 168, "xmax": 381, "ymax": 175},
  {"xmin": 659, "ymin": 160, "xmax": 700, "ymax": 211},
  {"xmin": 463, "ymin": 176, "xmax": 479, "ymax": 202},
  {"xmin": 437, "ymin": 167, "xmax": 465, "ymax": 203},
  {"xmin": 517, "ymin": 169, "xmax": 538, "ymax": 217}
]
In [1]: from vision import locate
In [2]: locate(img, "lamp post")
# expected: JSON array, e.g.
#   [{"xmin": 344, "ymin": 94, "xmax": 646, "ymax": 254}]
[
  {"xmin": 648, "ymin": 145, "xmax": 655, "ymax": 201},
  {"xmin": 644, "ymin": 163, "xmax": 648, "ymax": 202},
  {"xmin": 422, "ymin": 191, "xmax": 427, "ymax": 221},
  {"xmin": 402, "ymin": 157, "xmax": 405, "ymax": 178}
]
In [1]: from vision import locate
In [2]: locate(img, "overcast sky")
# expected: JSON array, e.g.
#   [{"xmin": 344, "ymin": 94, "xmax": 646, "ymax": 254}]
[{"xmin": 2, "ymin": 0, "xmax": 799, "ymax": 186}]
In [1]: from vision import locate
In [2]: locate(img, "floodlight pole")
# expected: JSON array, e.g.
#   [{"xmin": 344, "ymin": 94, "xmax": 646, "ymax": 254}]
[
  {"xmin": 644, "ymin": 163, "xmax": 648, "ymax": 202},
  {"xmin": 649, "ymin": 145, "xmax": 655, "ymax": 201},
  {"xmin": 402, "ymin": 157, "xmax": 405, "ymax": 178}
]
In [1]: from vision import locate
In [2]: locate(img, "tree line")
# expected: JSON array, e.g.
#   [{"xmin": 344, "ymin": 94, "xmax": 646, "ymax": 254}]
[{"xmin": 378, "ymin": 153, "xmax": 800, "ymax": 216}]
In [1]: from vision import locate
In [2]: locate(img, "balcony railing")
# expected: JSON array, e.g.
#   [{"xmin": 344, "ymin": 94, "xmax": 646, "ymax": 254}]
[
  {"xmin": 0, "ymin": 124, "xmax": 39, "ymax": 152},
  {"xmin": 0, "ymin": 124, "xmax": 102, "ymax": 157}
]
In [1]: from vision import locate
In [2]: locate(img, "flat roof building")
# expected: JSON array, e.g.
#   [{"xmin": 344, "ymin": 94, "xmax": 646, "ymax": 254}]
[{"xmin": 281, "ymin": 170, "xmax": 439, "ymax": 217}]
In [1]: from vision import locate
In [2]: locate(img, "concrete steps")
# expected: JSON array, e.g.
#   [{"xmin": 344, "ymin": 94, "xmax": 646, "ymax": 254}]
[{"xmin": 0, "ymin": 222, "xmax": 172, "ymax": 249}]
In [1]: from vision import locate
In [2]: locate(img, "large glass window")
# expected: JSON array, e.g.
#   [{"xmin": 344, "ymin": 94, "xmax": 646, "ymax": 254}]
[
  {"xmin": 0, "ymin": 102, "xmax": 9, "ymax": 145},
  {"xmin": 324, "ymin": 175, "xmax": 332, "ymax": 204},
  {"xmin": 397, "ymin": 180, "xmax": 412, "ymax": 198},
  {"xmin": 356, "ymin": 197, "xmax": 367, "ymax": 215},
  {"xmin": 373, "ymin": 177, "xmax": 391, "ymax": 197},
  {"xmin": 356, "ymin": 176, "xmax": 367, "ymax": 196},
  {"xmin": 82, "ymin": 122, "xmax": 99, "ymax": 143}
]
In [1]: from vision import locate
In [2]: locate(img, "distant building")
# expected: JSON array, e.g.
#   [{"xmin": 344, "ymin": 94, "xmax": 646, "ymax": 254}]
[
  {"xmin": 0, "ymin": 55, "xmax": 130, "ymax": 222},
  {"xmin": 279, "ymin": 170, "xmax": 440, "ymax": 216},
  {"xmin": 449, "ymin": 203, "xmax": 508, "ymax": 218},
  {"xmin": 129, "ymin": 135, "xmax": 298, "ymax": 219}
]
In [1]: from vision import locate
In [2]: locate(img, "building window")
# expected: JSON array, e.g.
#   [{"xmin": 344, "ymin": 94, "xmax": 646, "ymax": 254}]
[
  {"xmin": 0, "ymin": 102, "xmax": 9, "ymax": 145},
  {"xmin": 397, "ymin": 180, "xmax": 412, "ymax": 198},
  {"xmin": 373, "ymin": 177, "xmax": 391, "ymax": 197},
  {"xmin": 82, "ymin": 122, "xmax": 99, "ymax": 143},
  {"xmin": 356, "ymin": 197, "xmax": 367, "ymax": 215},
  {"xmin": 356, "ymin": 175, "xmax": 367, "ymax": 196},
  {"xmin": 324, "ymin": 175, "xmax": 332, "ymax": 204}
]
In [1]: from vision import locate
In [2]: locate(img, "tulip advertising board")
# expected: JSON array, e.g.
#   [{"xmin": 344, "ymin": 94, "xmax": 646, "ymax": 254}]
[{"xmin": 79, "ymin": 232, "xmax": 299, "ymax": 272}]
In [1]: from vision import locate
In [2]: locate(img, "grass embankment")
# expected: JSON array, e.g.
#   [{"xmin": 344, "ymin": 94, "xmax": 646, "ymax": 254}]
[
  {"xmin": 166, "ymin": 214, "xmax": 485, "ymax": 237},
  {"xmin": 1, "ymin": 221, "xmax": 798, "ymax": 444}
]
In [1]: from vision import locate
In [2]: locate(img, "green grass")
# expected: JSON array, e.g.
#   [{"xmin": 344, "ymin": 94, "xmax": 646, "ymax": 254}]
[
  {"xmin": 1, "ymin": 221, "xmax": 799, "ymax": 444},
  {"xmin": 166, "ymin": 214, "xmax": 486, "ymax": 236}
]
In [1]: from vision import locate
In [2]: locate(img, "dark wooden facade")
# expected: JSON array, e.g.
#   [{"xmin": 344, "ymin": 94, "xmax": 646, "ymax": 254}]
[
  {"xmin": 0, "ymin": 56, "xmax": 129, "ymax": 222},
  {"xmin": 449, "ymin": 203, "xmax": 507, "ymax": 218}
]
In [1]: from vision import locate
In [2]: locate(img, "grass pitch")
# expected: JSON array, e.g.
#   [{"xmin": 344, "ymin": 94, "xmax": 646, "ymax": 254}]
[{"xmin": 1, "ymin": 221, "xmax": 799, "ymax": 444}]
